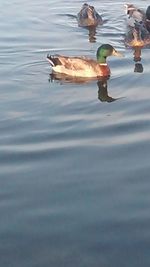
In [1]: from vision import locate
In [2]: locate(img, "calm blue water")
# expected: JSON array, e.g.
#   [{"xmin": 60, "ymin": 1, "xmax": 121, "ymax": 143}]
[{"xmin": 1, "ymin": 0, "xmax": 150, "ymax": 266}]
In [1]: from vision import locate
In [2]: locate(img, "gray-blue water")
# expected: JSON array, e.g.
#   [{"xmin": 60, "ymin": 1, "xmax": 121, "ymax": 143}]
[{"xmin": 1, "ymin": 0, "xmax": 150, "ymax": 266}]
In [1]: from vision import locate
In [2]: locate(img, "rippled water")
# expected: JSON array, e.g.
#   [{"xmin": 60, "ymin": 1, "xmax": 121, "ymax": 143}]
[{"xmin": 1, "ymin": 0, "xmax": 150, "ymax": 266}]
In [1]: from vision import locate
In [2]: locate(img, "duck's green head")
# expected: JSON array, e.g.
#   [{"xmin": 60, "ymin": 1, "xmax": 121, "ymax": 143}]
[{"xmin": 97, "ymin": 44, "xmax": 123, "ymax": 63}]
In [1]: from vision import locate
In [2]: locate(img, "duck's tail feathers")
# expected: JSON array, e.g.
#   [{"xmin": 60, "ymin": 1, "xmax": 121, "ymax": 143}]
[{"xmin": 47, "ymin": 55, "xmax": 61, "ymax": 67}]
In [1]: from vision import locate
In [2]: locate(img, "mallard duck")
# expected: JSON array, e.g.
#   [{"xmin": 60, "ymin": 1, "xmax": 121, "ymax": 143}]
[
  {"xmin": 47, "ymin": 44, "xmax": 123, "ymax": 78},
  {"xmin": 77, "ymin": 3, "xmax": 103, "ymax": 27},
  {"xmin": 146, "ymin": 6, "xmax": 150, "ymax": 32},
  {"xmin": 124, "ymin": 4, "xmax": 150, "ymax": 46}
]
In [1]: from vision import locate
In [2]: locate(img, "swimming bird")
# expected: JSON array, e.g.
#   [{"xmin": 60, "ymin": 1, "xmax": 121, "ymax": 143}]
[
  {"xmin": 47, "ymin": 44, "xmax": 123, "ymax": 78},
  {"xmin": 124, "ymin": 3, "xmax": 150, "ymax": 46},
  {"xmin": 77, "ymin": 3, "xmax": 103, "ymax": 27},
  {"xmin": 146, "ymin": 6, "xmax": 150, "ymax": 32}
]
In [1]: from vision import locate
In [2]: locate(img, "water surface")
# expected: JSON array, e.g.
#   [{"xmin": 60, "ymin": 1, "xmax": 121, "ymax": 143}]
[{"xmin": 1, "ymin": 0, "xmax": 150, "ymax": 266}]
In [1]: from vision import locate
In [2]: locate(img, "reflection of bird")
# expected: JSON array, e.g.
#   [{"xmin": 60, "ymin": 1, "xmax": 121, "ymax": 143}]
[
  {"xmin": 97, "ymin": 79, "xmax": 116, "ymax": 103},
  {"xmin": 49, "ymin": 74, "xmax": 120, "ymax": 104},
  {"xmin": 134, "ymin": 63, "xmax": 143, "ymax": 73},
  {"xmin": 133, "ymin": 46, "xmax": 143, "ymax": 73},
  {"xmin": 49, "ymin": 72, "xmax": 98, "ymax": 84},
  {"xmin": 77, "ymin": 3, "xmax": 103, "ymax": 27},
  {"xmin": 87, "ymin": 25, "xmax": 97, "ymax": 43},
  {"xmin": 47, "ymin": 44, "xmax": 123, "ymax": 78},
  {"xmin": 146, "ymin": 6, "xmax": 150, "ymax": 32},
  {"xmin": 133, "ymin": 46, "xmax": 142, "ymax": 61},
  {"xmin": 124, "ymin": 4, "xmax": 150, "ymax": 47}
]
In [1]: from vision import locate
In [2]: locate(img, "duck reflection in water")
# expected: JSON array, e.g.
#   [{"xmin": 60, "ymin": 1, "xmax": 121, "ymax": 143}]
[
  {"xmin": 87, "ymin": 25, "xmax": 97, "ymax": 43},
  {"xmin": 49, "ymin": 72, "xmax": 99, "ymax": 84},
  {"xmin": 49, "ymin": 73, "xmax": 119, "ymax": 103},
  {"xmin": 133, "ymin": 46, "xmax": 143, "ymax": 73},
  {"xmin": 97, "ymin": 78, "xmax": 117, "ymax": 103}
]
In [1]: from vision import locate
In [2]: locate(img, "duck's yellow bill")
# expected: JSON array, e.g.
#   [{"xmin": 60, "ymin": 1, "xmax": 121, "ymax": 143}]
[{"xmin": 112, "ymin": 49, "xmax": 124, "ymax": 57}]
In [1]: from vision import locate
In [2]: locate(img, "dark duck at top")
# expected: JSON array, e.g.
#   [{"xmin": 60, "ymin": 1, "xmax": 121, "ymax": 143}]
[
  {"xmin": 77, "ymin": 3, "xmax": 103, "ymax": 42},
  {"xmin": 77, "ymin": 3, "xmax": 103, "ymax": 27},
  {"xmin": 124, "ymin": 4, "xmax": 150, "ymax": 47}
]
